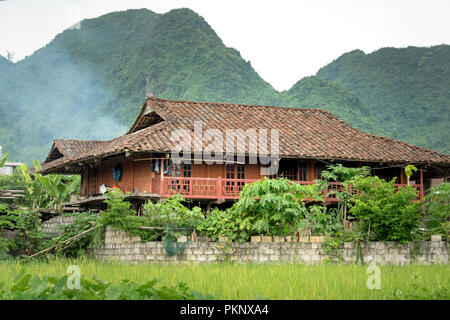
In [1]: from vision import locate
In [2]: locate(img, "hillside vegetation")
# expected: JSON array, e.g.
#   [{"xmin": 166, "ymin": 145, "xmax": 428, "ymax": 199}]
[
  {"xmin": 316, "ymin": 46, "xmax": 450, "ymax": 154},
  {"xmin": 0, "ymin": 8, "xmax": 447, "ymax": 162}
]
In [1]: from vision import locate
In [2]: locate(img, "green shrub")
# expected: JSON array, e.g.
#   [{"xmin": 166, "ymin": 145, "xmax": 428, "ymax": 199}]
[
  {"xmin": 299, "ymin": 205, "xmax": 343, "ymax": 236},
  {"xmin": 422, "ymin": 182, "xmax": 449, "ymax": 240},
  {"xmin": 350, "ymin": 176, "xmax": 422, "ymax": 243},
  {"xmin": 0, "ymin": 205, "xmax": 43, "ymax": 257},
  {"xmin": 197, "ymin": 208, "xmax": 251, "ymax": 242},
  {"xmin": 230, "ymin": 177, "xmax": 322, "ymax": 236},
  {"xmin": 142, "ymin": 193, "xmax": 204, "ymax": 239},
  {"xmin": 97, "ymin": 189, "xmax": 155, "ymax": 241},
  {"xmin": 47, "ymin": 212, "xmax": 100, "ymax": 257}
]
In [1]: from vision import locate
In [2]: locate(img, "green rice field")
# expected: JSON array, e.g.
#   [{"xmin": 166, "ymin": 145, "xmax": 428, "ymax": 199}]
[{"xmin": 0, "ymin": 257, "xmax": 448, "ymax": 299}]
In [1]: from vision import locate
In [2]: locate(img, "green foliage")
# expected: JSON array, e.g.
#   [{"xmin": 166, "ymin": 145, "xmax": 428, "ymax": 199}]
[
  {"xmin": 34, "ymin": 161, "xmax": 81, "ymax": 213},
  {"xmin": 19, "ymin": 161, "xmax": 80, "ymax": 212},
  {"xmin": 404, "ymin": 165, "xmax": 417, "ymax": 178},
  {"xmin": 12, "ymin": 209, "xmax": 44, "ymax": 256},
  {"xmin": 197, "ymin": 208, "xmax": 251, "ymax": 243},
  {"xmin": 422, "ymin": 182, "xmax": 450, "ymax": 240},
  {"xmin": 281, "ymin": 76, "xmax": 381, "ymax": 135},
  {"xmin": 390, "ymin": 273, "xmax": 450, "ymax": 300},
  {"xmin": 0, "ymin": 168, "xmax": 28, "ymax": 206},
  {"xmin": 0, "ymin": 237, "xmax": 11, "ymax": 260},
  {"xmin": 320, "ymin": 234, "xmax": 345, "ymax": 262},
  {"xmin": 142, "ymin": 194, "xmax": 204, "ymax": 236},
  {"xmin": 97, "ymin": 189, "xmax": 154, "ymax": 241},
  {"xmin": 350, "ymin": 176, "xmax": 422, "ymax": 243},
  {"xmin": 0, "ymin": 271, "xmax": 211, "ymax": 300},
  {"xmin": 318, "ymin": 164, "xmax": 371, "ymax": 226},
  {"xmin": 320, "ymin": 164, "xmax": 371, "ymax": 184},
  {"xmin": 0, "ymin": 206, "xmax": 44, "ymax": 257},
  {"xmin": 0, "ymin": 150, "xmax": 10, "ymax": 167},
  {"xmin": 47, "ymin": 212, "xmax": 99, "ymax": 257},
  {"xmin": 230, "ymin": 177, "xmax": 323, "ymax": 236},
  {"xmin": 317, "ymin": 45, "xmax": 450, "ymax": 153},
  {"xmin": 300, "ymin": 205, "xmax": 343, "ymax": 236},
  {"xmin": 20, "ymin": 163, "xmax": 51, "ymax": 209},
  {"xmin": 198, "ymin": 178, "xmax": 327, "ymax": 242}
]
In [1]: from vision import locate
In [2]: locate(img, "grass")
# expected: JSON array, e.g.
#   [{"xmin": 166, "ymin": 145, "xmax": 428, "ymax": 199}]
[{"xmin": 0, "ymin": 257, "xmax": 448, "ymax": 299}]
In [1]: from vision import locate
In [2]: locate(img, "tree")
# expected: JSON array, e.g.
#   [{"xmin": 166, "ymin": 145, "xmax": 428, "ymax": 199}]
[
  {"xmin": 318, "ymin": 164, "xmax": 370, "ymax": 228},
  {"xmin": 231, "ymin": 177, "xmax": 323, "ymax": 236},
  {"xmin": 350, "ymin": 176, "xmax": 422, "ymax": 243}
]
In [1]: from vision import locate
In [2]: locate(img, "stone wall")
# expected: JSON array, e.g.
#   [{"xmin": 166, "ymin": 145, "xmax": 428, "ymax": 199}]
[
  {"xmin": 42, "ymin": 215, "xmax": 76, "ymax": 237},
  {"xmin": 94, "ymin": 226, "xmax": 449, "ymax": 265}
]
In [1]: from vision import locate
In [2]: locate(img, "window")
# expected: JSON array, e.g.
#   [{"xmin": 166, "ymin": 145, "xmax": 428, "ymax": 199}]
[
  {"xmin": 182, "ymin": 163, "xmax": 191, "ymax": 177},
  {"xmin": 226, "ymin": 164, "xmax": 235, "ymax": 193},
  {"xmin": 182, "ymin": 163, "xmax": 191, "ymax": 192},
  {"xmin": 226, "ymin": 164, "xmax": 246, "ymax": 193},
  {"xmin": 278, "ymin": 160, "xmax": 298, "ymax": 181},
  {"xmin": 275, "ymin": 160, "xmax": 307, "ymax": 181},
  {"xmin": 299, "ymin": 162, "xmax": 307, "ymax": 181}
]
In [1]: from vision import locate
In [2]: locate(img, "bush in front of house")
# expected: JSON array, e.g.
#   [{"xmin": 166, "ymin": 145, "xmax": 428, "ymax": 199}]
[{"xmin": 349, "ymin": 176, "xmax": 422, "ymax": 243}]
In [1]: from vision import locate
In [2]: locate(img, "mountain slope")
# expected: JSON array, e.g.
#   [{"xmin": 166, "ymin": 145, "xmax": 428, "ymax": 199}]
[
  {"xmin": 316, "ymin": 45, "xmax": 450, "ymax": 153},
  {"xmin": 281, "ymin": 76, "xmax": 382, "ymax": 135},
  {"xmin": 0, "ymin": 8, "xmax": 374, "ymax": 162},
  {"xmin": 1, "ymin": 8, "xmax": 280, "ymax": 161},
  {"xmin": 0, "ymin": 8, "xmax": 446, "ymax": 163}
]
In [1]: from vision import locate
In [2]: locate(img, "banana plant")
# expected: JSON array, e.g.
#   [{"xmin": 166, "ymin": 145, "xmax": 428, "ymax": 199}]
[
  {"xmin": 35, "ymin": 173, "xmax": 80, "ymax": 213},
  {"xmin": 0, "ymin": 150, "xmax": 10, "ymax": 168},
  {"xmin": 21, "ymin": 159, "xmax": 80, "ymax": 213},
  {"xmin": 21, "ymin": 162, "xmax": 50, "ymax": 209}
]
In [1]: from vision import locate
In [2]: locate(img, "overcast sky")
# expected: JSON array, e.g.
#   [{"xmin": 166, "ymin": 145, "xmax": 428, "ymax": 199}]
[{"xmin": 0, "ymin": 0, "xmax": 449, "ymax": 91}]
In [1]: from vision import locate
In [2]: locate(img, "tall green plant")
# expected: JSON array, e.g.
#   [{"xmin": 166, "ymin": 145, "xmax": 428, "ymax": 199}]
[
  {"xmin": 142, "ymin": 194, "xmax": 204, "ymax": 233},
  {"xmin": 422, "ymin": 182, "xmax": 449, "ymax": 240},
  {"xmin": 350, "ymin": 176, "xmax": 422, "ymax": 243},
  {"xmin": 231, "ymin": 177, "xmax": 323, "ymax": 236},
  {"xmin": 318, "ymin": 164, "xmax": 370, "ymax": 227},
  {"xmin": 0, "ymin": 150, "xmax": 10, "ymax": 168},
  {"xmin": 21, "ymin": 162, "xmax": 50, "ymax": 209},
  {"xmin": 20, "ymin": 160, "xmax": 80, "ymax": 213}
]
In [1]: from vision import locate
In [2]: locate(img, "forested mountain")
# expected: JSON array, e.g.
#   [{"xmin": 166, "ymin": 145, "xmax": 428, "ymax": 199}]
[
  {"xmin": 281, "ymin": 76, "xmax": 382, "ymax": 135},
  {"xmin": 0, "ymin": 8, "xmax": 447, "ymax": 162},
  {"xmin": 316, "ymin": 45, "xmax": 450, "ymax": 154},
  {"xmin": 0, "ymin": 8, "xmax": 278, "ymax": 161}
]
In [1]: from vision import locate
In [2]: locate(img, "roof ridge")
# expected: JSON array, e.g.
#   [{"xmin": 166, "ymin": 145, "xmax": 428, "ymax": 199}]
[
  {"xmin": 147, "ymin": 96, "xmax": 334, "ymax": 114},
  {"xmin": 54, "ymin": 138, "xmax": 106, "ymax": 143}
]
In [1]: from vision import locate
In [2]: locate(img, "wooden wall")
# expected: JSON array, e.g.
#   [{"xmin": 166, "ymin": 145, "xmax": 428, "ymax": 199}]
[{"xmin": 80, "ymin": 156, "xmax": 408, "ymax": 197}]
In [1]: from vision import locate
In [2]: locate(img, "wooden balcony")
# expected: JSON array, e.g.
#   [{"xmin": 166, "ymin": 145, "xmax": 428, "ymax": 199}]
[{"xmin": 161, "ymin": 177, "xmax": 423, "ymax": 202}]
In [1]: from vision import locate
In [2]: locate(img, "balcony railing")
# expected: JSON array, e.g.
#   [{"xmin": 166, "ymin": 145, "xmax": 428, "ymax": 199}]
[{"xmin": 161, "ymin": 177, "xmax": 423, "ymax": 202}]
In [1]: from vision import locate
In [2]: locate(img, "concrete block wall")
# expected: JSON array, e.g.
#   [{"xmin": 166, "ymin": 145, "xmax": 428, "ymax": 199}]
[
  {"xmin": 93, "ymin": 226, "xmax": 449, "ymax": 265},
  {"xmin": 42, "ymin": 215, "xmax": 76, "ymax": 237}
]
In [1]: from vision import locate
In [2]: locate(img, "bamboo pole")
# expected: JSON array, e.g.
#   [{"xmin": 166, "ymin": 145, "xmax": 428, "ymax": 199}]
[{"xmin": 28, "ymin": 225, "xmax": 99, "ymax": 259}]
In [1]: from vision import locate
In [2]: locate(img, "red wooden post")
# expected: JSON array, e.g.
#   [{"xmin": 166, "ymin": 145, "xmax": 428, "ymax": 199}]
[
  {"xmin": 217, "ymin": 176, "xmax": 222, "ymax": 201},
  {"xmin": 159, "ymin": 158, "xmax": 164, "ymax": 197},
  {"xmin": 420, "ymin": 168, "xmax": 424, "ymax": 200}
]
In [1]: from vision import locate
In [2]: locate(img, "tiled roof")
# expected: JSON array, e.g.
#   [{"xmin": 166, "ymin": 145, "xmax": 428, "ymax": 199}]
[
  {"xmin": 43, "ymin": 139, "xmax": 106, "ymax": 165},
  {"xmin": 41, "ymin": 97, "xmax": 450, "ymax": 173}
]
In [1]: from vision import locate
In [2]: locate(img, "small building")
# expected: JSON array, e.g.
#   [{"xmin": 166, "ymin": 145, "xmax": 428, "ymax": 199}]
[{"xmin": 40, "ymin": 97, "xmax": 450, "ymax": 210}]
